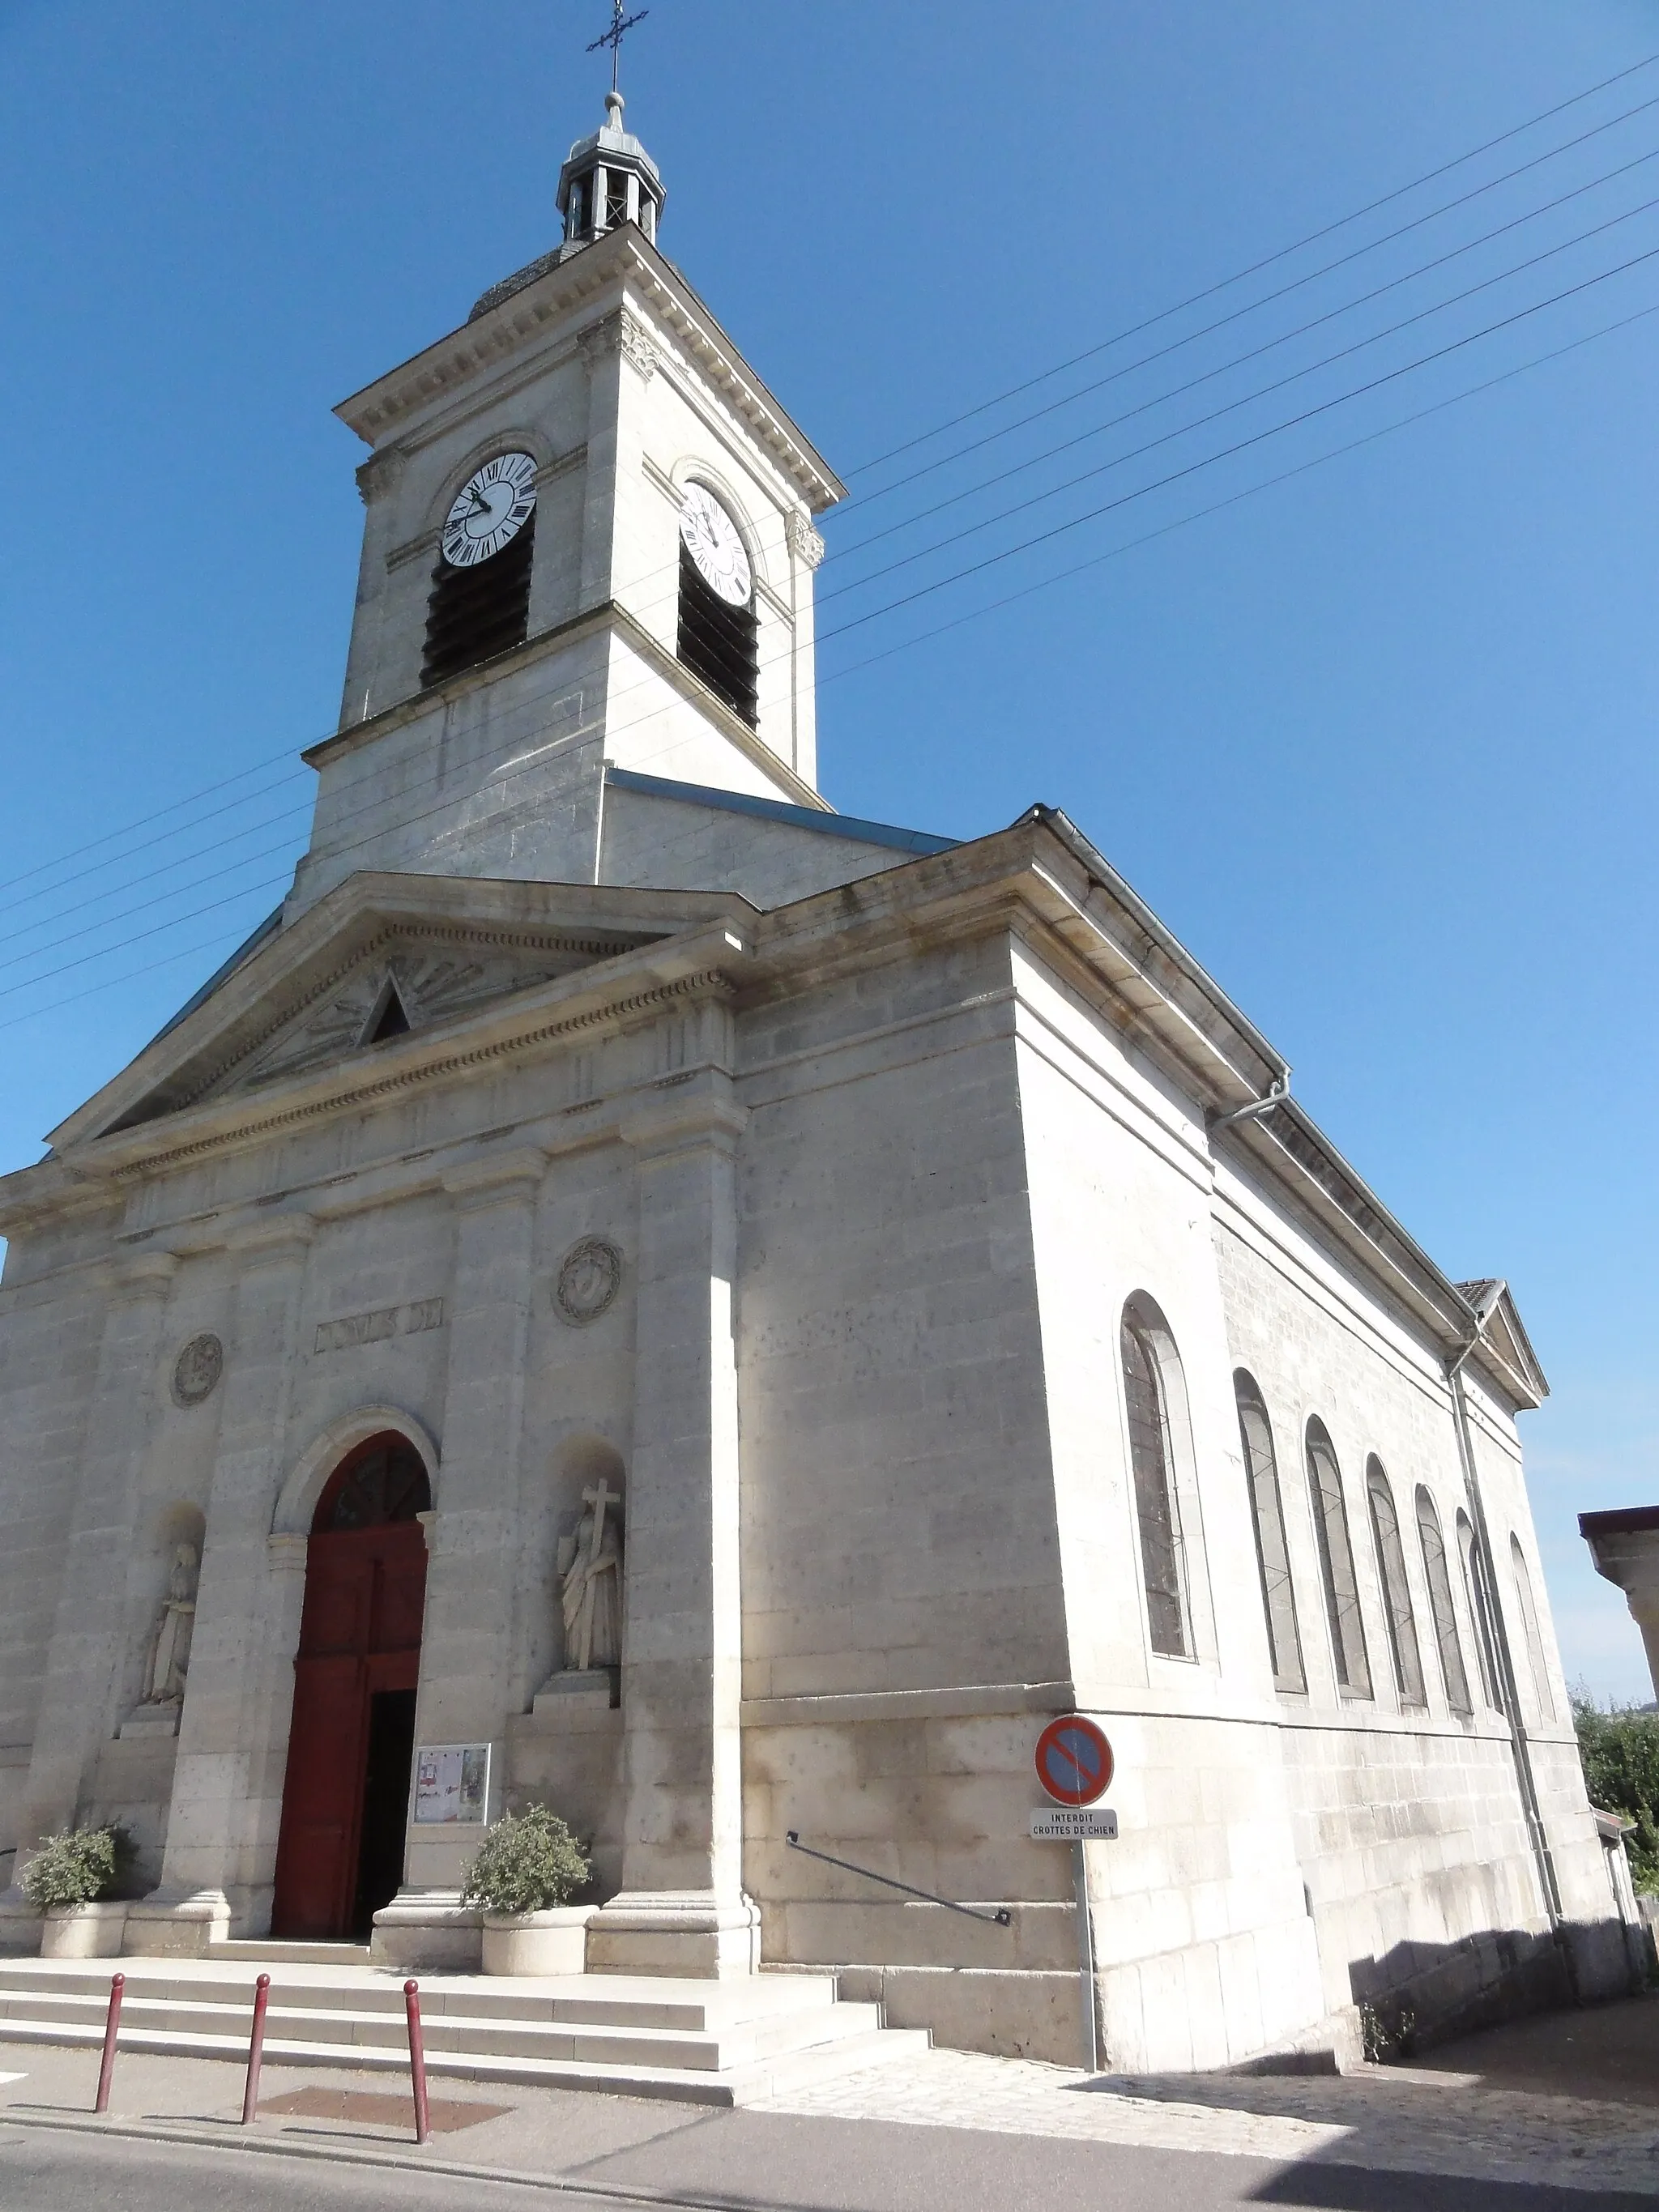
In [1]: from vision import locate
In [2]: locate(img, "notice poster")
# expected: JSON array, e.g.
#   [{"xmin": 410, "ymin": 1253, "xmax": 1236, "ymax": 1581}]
[{"xmin": 413, "ymin": 1741, "xmax": 491, "ymax": 1824}]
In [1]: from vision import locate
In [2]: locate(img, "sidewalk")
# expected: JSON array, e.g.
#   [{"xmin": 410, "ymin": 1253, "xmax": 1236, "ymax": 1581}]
[{"xmin": 2, "ymin": 2002, "xmax": 1657, "ymax": 2201}]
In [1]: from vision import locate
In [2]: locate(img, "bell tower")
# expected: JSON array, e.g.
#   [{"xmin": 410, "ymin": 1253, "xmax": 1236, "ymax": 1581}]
[{"xmin": 289, "ymin": 86, "xmax": 842, "ymax": 919}]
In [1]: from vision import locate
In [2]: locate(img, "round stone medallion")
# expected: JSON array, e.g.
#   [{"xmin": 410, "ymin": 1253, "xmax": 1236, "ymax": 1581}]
[
  {"xmin": 555, "ymin": 1237, "xmax": 623, "ymax": 1326},
  {"xmin": 172, "ymin": 1332, "xmax": 224, "ymax": 1408}
]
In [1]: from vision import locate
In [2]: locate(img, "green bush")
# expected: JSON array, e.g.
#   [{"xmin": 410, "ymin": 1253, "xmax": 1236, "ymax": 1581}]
[
  {"xmin": 459, "ymin": 1807, "xmax": 591, "ymax": 1917},
  {"xmin": 1572, "ymin": 1694, "xmax": 1659, "ymax": 1891},
  {"xmin": 19, "ymin": 1826, "xmax": 134, "ymax": 1912}
]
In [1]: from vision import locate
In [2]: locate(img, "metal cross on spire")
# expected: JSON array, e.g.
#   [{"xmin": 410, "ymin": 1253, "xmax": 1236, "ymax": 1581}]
[{"xmin": 587, "ymin": 0, "xmax": 650, "ymax": 93}]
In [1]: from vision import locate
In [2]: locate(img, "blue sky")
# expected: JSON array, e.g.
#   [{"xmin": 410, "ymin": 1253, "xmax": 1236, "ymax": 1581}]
[{"xmin": 2, "ymin": 0, "xmax": 1657, "ymax": 1697}]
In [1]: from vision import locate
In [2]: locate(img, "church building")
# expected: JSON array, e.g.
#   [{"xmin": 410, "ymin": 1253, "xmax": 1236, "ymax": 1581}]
[{"xmin": 0, "ymin": 87, "xmax": 1634, "ymax": 2071}]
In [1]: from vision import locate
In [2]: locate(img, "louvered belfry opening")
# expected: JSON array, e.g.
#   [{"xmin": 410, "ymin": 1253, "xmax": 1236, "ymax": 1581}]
[
  {"xmin": 421, "ymin": 511, "xmax": 535, "ymax": 688},
  {"xmin": 677, "ymin": 542, "xmax": 759, "ymax": 727}
]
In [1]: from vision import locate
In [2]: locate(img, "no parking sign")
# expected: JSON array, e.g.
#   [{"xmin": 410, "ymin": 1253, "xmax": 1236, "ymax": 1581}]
[{"xmin": 1034, "ymin": 1714, "xmax": 1114, "ymax": 1806}]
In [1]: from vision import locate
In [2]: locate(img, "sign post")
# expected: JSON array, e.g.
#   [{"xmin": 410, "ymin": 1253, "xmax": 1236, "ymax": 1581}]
[{"xmin": 1033, "ymin": 1715, "xmax": 1115, "ymax": 2076}]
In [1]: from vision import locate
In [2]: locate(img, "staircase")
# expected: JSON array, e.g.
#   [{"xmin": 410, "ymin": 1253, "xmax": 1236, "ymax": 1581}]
[{"xmin": 0, "ymin": 1954, "xmax": 923, "ymax": 2106}]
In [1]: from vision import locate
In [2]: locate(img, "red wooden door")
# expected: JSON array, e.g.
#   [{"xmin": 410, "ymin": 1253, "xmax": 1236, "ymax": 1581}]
[{"xmin": 271, "ymin": 1518, "xmax": 427, "ymax": 1939}]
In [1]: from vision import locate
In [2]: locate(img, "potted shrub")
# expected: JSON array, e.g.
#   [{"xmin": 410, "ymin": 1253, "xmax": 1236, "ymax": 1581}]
[
  {"xmin": 461, "ymin": 1807, "xmax": 592, "ymax": 1976},
  {"xmin": 22, "ymin": 1826, "xmax": 134, "ymax": 1958}
]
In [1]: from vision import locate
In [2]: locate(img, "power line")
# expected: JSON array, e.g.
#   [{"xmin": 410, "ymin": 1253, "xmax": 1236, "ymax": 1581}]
[
  {"xmin": 11, "ymin": 202, "xmax": 1659, "ymax": 991},
  {"xmin": 13, "ymin": 46, "xmax": 1659, "ymax": 911},
  {"xmin": 7, "ymin": 272, "xmax": 1654, "ymax": 1038},
  {"xmin": 8, "ymin": 248, "xmax": 1657, "ymax": 1016},
  {"xmin": 822, "ymin": 194, "xmax": 1659, "ymax": 607},
  {"xmin": 816, "ymin": 237, "xmax": 1659, "ymax": 645},
  {"xmin": 834, "ymin": 136, "xmax": 1659, "ymax": 560},
  {"xmin": 842, "ymin": 45, "xmax": 1659, "ymax": 482}
]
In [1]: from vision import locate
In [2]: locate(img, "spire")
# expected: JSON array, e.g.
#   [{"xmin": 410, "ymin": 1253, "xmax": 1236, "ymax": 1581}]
[{"xmin": 557, "ymin": 88, "xmax": 664, "ymax": 249}]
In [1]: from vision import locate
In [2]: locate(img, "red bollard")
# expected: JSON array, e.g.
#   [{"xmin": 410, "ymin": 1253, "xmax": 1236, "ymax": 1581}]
[
  {"xmin": 403, "ymin": 1978, "xmax": 430, "ymax": 2145},
  {"xmin": 241, "ymin": 1973, "xmax": 271, "ymax": 2125},
  {"xmin": 94, "ymin": 1972, "xmax": 124, "ymax": 2115}
]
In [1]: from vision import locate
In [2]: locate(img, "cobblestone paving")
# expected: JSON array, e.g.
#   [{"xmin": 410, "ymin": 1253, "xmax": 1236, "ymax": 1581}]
[{"xmin": 761, "ymin": 2045, "xmax": 1659, "ymax": 2196}]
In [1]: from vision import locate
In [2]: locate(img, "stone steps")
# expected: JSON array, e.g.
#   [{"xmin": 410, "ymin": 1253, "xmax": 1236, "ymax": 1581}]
[
  {"xmin": 0, "ymin": 1958, "xmax": 927, "ymax": 2106},
  {"xmin": 211, "ymin": 1940, "xmax": 373, "ymax": 1967}
]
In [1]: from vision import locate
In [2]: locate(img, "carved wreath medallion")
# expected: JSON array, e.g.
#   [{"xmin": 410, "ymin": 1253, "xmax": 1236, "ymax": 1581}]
[
  {"xmin": 555, "ymin": 1238, "xmax": 623, "ymax": 1326},
  {"xmin": 172, "ymin": 1332, "xmax": 224, "ymax": 1408}
]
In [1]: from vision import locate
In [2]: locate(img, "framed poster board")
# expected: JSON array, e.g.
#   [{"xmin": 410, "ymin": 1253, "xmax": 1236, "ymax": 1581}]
[{"xmin": 412, "ymin": 1741, "xmax": 491, "ymax": 1825}]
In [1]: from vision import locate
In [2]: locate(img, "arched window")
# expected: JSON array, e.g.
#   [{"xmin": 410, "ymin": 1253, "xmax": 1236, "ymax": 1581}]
[
  {"xmin": 1235, "ymin": 1375, "xmax": 1305, "ymax": 1692},
  {"xmin": 1416, "ymin": 1488, "xmax": 1471, "ymax": 1715},
  {"xmin": 1509, "ymin": 1536, "xmax": 1555, "ymax": 1724},
  {"xmin": 1121, "ymin": 1310, "xmax": 1189, "ymax": 1658},
  {"xmin": 1365, "ymin": 1460, "xmax": 1424, "ymax": 1706},
  {"xmin": 1458, "ymin": 1510, "xmax": 1505, "ymax": 1714},
  {"xmin": 677, "ymin": 484, "xmax": 759, "ymax": 727},
  {"xmin": 1305, "ymin": 1421, "xmax": 1371, "ymax": 1696},
  {"xmin": 421, "ymin": 452, "xmax": 538, "ymax": 688}
]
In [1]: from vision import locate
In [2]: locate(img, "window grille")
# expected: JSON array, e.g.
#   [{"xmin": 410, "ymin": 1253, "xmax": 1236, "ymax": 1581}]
[
  {"xmin": 1121, "ymin": 1319, "xmax": 1188, "ymax": 1657},
  {"xmin": 1458, "ymin": 1511, "xmax": 1505, "ymax": 1714},
  {"xmin": 1509, "ymin": 1537, "xmax": 1555, "ymax": 1723},
  {"xmin": 1305, "ymin": 1421, "xmax": 1371, "ymax": 1696},
  {"xmin": 1235, "ymin": 1375, "xmax": 1305, "ymax": 1692},
  {"xmin": 677, "ymin": 543, "xmax": 759, "ymax": 726},
  {"xmin": 1366, "ymin": 1460, "xmax": 1425, "ymax": 1705},
  {"xmin": 1416, "ymin": 1488, "xmax": 1472, "ymax": 1715},
  {"xmin": 421, "ymin": 512, "xmax": 535, "ymax": 688}
]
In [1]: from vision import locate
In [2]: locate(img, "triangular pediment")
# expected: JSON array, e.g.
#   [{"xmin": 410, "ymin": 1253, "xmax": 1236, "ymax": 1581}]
[
  {"xmin": 1456, "ymin": 1279, "xmax": 1550, "ymax": 1408},
  {"xmin": 53, "ymin": 872, "xmax": 752, "ymax": 1150}
]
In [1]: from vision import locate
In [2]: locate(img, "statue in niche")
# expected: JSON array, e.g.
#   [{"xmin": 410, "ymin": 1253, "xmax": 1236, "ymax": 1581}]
[
  {"xmin": 557, "ymin": 1481, "xmax": 621, "ymax": 1673},
  {"xmin": 141, "ymin": 1542, "xmax": 199, "ymax": 1706}
]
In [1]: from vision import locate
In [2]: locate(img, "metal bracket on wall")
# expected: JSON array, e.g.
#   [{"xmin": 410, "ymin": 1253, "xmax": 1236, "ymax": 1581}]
[{"xmin": 785, "ymin": 1831, "xmax": 1013, "ymax": 1926}]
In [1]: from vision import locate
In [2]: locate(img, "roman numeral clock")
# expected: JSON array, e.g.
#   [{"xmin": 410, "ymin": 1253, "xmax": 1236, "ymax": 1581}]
[{"xmin": 421, "ymin": 452, "xmax": 539, "ymax": 687}]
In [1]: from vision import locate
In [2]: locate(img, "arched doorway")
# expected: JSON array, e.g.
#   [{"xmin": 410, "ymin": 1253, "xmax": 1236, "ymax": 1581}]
[{"xmin": 271, "ymin": 1434, "xmax": 430, "ymax": 1940}]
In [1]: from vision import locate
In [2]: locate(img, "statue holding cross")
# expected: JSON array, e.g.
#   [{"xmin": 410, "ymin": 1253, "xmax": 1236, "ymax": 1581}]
[{"xmin": 557, "ymin": 1478, "xmax": 623, "ymax": 1672}]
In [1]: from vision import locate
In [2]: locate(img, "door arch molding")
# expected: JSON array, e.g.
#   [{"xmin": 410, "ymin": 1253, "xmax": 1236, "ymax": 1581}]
[{"xmin": 272, "ymin": 1406, "xmax": 441, "ymax": 1536}]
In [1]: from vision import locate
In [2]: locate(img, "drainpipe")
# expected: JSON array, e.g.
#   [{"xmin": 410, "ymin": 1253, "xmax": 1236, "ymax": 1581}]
[
  {"xmin": 1444, "ymin": 1297, "xmax": 1565, "ymax": 1946},
  {"xmin": 1209, "ymin": 1072, "xmax": 1291, "ymax": 1133}
]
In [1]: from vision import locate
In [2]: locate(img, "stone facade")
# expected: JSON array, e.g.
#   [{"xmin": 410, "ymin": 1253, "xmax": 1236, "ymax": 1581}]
[{"xmin": 0, "ymin": 98, "xmax": 1631, "ymax": 2065}]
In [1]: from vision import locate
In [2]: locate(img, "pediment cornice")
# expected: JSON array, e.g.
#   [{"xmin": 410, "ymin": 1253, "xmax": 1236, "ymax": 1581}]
[
  {"xmin": 43, "ymin": 873, "xmax": 753, "ymax": 1165},
  {"xmin": 335, "ymin": 228, "xmax": 843, "ymax": 513}
]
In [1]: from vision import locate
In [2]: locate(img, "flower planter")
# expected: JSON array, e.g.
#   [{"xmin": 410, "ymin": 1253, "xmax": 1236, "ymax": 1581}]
[
  {"xmin": 480, "ymin": 1906, "xmax": 591, "ymax": 1976},
  {"xmin": 41, "ymin": 1902, "xmax": 127, "ymax": 1959}
]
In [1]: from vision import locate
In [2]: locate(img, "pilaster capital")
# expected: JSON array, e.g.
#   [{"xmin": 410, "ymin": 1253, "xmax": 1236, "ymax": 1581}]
[
  {"xmin": 441, "ymin": 1145, "xmax": 548, "ymax": 1209},
  {"xmin": 113, "ymin": 1245, "xmax": 181, "ymax": 1295},
  {"xmin": 620, "ymin": 1085, "xmax": 748, "ymax": 1163},
  {"xmin": 787, "ymin": 511, "xmax": 826, "ymax": 571},
  {"xmin": 578, "ymin": 307, "xmax": 659, "ymax": 382},
  {"xmin": 356, "ymin": 445, "xmax": 408, "ymax": 506},
  {"xmin": 224, "ymin": 1210, "xmax": 317, "ymax": 1265}
]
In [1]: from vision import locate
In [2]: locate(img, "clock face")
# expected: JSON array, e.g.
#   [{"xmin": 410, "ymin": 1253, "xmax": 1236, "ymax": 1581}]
[
  {"xmin": 441, "ymin": 452, "xmax": 537, "ymax": 568},
  {"xmin": 680, "ymin": 484, "xmax": 753, "ymax": 608}
]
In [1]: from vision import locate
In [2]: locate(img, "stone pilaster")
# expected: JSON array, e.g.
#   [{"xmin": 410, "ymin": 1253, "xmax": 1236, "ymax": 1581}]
[
  {"xmin": 131, "ymin": 1214, "xmax": 313, "ymax": 1950},
  {"xmin": 401, "ymin": 1149, "xmax": 544, "ymax": 1893},
  {"xmin": 15, "ymin": 1249, "xmax": 177, "ymax": 1852},
  {"xmin": 588, "ymin": 1068, "xmax": 753, "ymax": 1979}
]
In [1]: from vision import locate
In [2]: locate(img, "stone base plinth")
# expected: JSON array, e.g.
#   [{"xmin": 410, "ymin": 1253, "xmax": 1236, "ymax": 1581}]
[
  {"xmin": 532, "ymin": 1669, "xmax": 618, "ymax": 1719},
  {"xmin": 116, "ymin": 1705, "xmax": 181, "ymax": 1741},
  {"xmin": 370, "ymin": 1887, "xmax": 484, "ymax": 1971},
  {"xmin": 41, "ymin": 1903, "xmax": 128, "ymax": 1958},
  {"xmin": 586, "ymin": 1890, "xmax": 760, "ymax": 1980},
  {"xmin": 0, "ymin": 1886, "xmax": 43, "ymax": 1957},
  {"xmin": 122, "ymin": 1889, "xmax": 232, "ymax": 1957}
]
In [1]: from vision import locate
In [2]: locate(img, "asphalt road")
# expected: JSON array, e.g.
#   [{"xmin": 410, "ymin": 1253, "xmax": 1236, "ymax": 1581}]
[{"xmin": 0, "ymin": 2119, "xmax": 1653, "ymax": 2212}]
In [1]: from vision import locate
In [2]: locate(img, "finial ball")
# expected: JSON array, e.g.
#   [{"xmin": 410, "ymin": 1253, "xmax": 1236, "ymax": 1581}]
[{"xmin": 605, "ymin": 88, "xmax": 625, "ymax": 126}]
